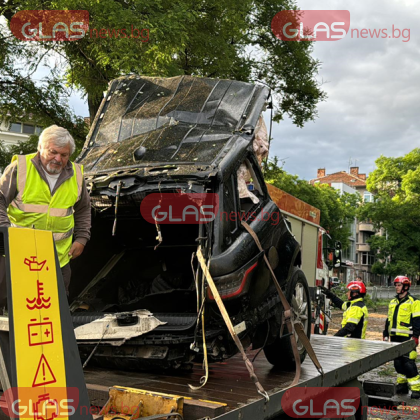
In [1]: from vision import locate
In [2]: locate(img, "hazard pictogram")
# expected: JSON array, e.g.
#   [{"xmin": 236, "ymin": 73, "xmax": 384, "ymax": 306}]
[
  {"xmin": 27, "ymin": 280, "xmax": 51, "ymax": 310},
  {"xmin": 28, "ymin": 317, "xmax": 54, "ymax": 346},
  {"xmin": 33, "ymin": 393, "xmax": 58, "ymax": 420},
  {"xmin": 32, "ymin": 355, "xmax": 56, "ymax": 387},
  {"xmin": 24, "ymin": 256, "xmax": 48, "ymax": 272}
]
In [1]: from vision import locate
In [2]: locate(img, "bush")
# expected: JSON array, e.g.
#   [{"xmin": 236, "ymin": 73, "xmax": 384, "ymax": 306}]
[{"xmin": 330, "ymin": 283, "xmax": 390, "ymax": 310}]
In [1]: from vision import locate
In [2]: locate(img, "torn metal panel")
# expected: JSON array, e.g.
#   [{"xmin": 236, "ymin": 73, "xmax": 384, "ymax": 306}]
[
  {"xmin": 74, "ymin": 310, "xmax": 166, "ymax": 345},
  {"xmin": 77, "ymin": 75, "xmax": 270, "ymax": 174}
]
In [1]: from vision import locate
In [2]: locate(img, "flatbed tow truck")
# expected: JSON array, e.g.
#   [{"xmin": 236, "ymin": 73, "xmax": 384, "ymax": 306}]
[
  {"xmin": 82, "ymin": 336, "xmax": 412, "ymax": 420},
  {"xmin": 0, "ymin": 211, "xmax": 415, "ymax": 420}
]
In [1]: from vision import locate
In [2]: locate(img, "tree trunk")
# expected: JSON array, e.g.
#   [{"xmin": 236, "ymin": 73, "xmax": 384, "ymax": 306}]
[{"xmin": 88, "ymin": 94, "xmax": 103, "ymax": 124}]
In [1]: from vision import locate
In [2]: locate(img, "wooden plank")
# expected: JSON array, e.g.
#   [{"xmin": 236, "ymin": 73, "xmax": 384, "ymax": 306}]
[{"xmin": 183, "ymin": 398, "xmax": 226, "ymax": 420}]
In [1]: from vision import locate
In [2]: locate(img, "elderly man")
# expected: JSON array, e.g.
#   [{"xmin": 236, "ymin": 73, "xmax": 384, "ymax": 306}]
[{"xmin": 0, "ymin": 125, "xmax": 91, "ymax": 298}]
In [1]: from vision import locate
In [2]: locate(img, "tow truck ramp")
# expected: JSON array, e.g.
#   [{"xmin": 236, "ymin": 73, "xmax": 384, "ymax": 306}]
[{"xmin": 82, "ymin": 336, "xmax": 413, "ymax": 420}]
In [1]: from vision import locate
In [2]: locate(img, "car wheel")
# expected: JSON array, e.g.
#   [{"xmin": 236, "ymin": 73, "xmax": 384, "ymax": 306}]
[{"xmin": 263, "ymin": 268, "xmax": 311, "ymax": 370}]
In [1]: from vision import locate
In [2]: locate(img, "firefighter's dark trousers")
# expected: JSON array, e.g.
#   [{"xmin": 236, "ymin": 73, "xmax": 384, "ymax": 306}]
[{"xmin": 394, "ymin": 351, "xmax": 420, "ymax": 391}]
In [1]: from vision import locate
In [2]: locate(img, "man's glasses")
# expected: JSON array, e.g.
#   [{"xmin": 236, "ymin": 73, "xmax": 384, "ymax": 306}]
[{"xmin": 47, "ymin": 148, "xmax": 70, "ymax": 159}]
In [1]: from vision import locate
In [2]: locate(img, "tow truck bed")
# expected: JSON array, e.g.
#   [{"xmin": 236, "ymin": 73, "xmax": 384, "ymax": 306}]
[{"xmin": 83, "ymin": 335, "xmax": 414, "ymax": 420}]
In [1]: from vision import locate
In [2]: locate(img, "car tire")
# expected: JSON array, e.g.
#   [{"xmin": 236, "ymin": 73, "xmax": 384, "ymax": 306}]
[{"xmin": 264, "ymin": 268, "xmax": 311, "ymax": 370}]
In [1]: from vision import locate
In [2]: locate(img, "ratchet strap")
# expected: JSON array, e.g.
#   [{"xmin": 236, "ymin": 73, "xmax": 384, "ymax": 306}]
[
  {"xmin": 196, "ymin": 248, "xmax": 270, "ymax": 402},
  {"xmin": 241, "ymin": 221, "xmax": 324, "ymax": 383}
]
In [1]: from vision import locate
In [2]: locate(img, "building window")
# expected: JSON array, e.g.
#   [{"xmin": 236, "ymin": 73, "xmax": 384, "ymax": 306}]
[
  {"xmin": 22, "ymin": 124, "xmax": 36, "ymax": 134},
  {"xmin": 9, "ymin": 122, "xmax": 22, "ymax": 133},
  {"xmin": 355, "ymin": 253, "xmax": 358, "ymax": 263},
  {"xmin": 343, "ymin": 240, "xmax": 355, "ymax": 261},
  {"xmin": 364, "ymin": 192, "xmax": 373, "ymax": 203},
  {"xmin": 361, "ymin": 252, "xmax": 368, "ymax": 265},
  {"xmin": 356, "ymin": 233, "xmax": 359, "ymax": 243},
  {"xmin": 7, "ymin": 122, "xmax": 42, "ymax": 135},
  {"xmin": 361, "ymin": 252, "xmax": 375, "ymax": 265}
]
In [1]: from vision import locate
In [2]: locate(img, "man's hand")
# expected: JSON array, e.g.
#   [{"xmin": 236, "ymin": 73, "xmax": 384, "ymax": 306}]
[
  {"xmin": 68, "ymin": 241, "xmax": 85, "ymax": 259},
  {"xmin": 413, "ymin": 337, "xmax": 419, "ymax": 346},
  {"xmin": 383, "ymin": 336, "xmax": 389, "ymax": 342},
  {"xmin": 318, "ymin": 286, "xmax": 333, "ymax": 298}
]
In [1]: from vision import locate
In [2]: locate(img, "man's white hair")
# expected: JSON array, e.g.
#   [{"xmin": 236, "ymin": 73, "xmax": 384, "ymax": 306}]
[{"xmin": 38, "ymin": 125, "xmax": 76, "ymax": 155}]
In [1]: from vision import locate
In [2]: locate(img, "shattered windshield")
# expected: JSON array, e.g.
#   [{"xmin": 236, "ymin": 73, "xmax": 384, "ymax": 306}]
[{"xmin": 79, "ymin": 76, "xmax": 269, "ymax": 172}]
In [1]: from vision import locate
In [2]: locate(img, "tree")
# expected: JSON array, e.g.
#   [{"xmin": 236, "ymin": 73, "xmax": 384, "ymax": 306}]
[
  {"xmin": 0, "ymin": 19, "xmax": 88, "ymax": 143},
  {"xmin": 1, "ymin": 0, "xmax": 326, "ymax": 125},
  {"xmin": 264, "ymin": 157, "xmax": 357, "ymax": 247},
  {"xmin": 358, "ymin": 149, "xmax": 420, "ymax": 279},
  {"xmin": 0, "ymin": 135, "xmax": 39, "ymax": 171}
]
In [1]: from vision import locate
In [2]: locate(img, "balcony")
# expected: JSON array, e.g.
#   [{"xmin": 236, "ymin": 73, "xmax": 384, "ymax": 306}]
[
  {"xmin": 359, "ymin": 222, "xmax": 374, "ymax": 232},
  {"xmin": 357, "ymin": 243, "xmax": 371, "ymax": 252}
]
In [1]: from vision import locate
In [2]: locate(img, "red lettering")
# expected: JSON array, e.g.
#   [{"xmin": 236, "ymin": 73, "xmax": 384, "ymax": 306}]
[
  {"xmin": 131, "ymin": 25, "xmax": 139, "ymax": 38},
  {"xmin": 360, "ymin": 29, "xmax": 368, "ymax": 38},
  {"xmin": 392, "ymin": 25, "xmax": 401, "ymax": 38},
  {"xmin": 141, "ymin": 28, "xmax": 149, "ymax": 42}
]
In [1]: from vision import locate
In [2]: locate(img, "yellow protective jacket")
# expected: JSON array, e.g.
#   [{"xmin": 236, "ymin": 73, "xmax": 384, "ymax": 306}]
[
  {"xmin": 330, "ymin": 294, "xmax": 369, "ymax": 339},
  {"xmin": 7, "ymin": 153, "xmax": 83, "ymax": 267},
  {"xmin": 384, "ymin": 293, "xmax": 420, "ymax": 341}
]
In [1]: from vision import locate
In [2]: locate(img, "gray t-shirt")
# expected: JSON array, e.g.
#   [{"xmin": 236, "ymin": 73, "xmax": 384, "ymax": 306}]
[{"xmin": 41, "ymin": 167, "xmax": 60, "ymax": 192}]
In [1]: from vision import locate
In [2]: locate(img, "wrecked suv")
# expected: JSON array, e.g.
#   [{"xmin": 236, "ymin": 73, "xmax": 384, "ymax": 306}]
[{"xmin": 70, "ymin": 75, "xmax": 311, "ymax": 371}]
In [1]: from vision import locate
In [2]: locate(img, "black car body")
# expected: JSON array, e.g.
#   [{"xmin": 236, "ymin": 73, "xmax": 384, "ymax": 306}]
[{"xmin": 71, "ymin": 75, "xmax": 311, "ymax": 371}]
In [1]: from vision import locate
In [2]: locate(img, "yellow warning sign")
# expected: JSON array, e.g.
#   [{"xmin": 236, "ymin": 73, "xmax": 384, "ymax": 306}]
[{"xmin": 8, "ymin": 228, "xmax": 68, "ymax": 420}]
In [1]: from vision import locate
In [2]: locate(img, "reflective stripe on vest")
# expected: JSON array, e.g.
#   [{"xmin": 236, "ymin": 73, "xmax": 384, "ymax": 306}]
[
  {"xmin": 7, "ymin": 153, "xmax": 83, "ymax": 267},
  {"xmin": 341, "ymin": 298, "xmax": 368, "ymax": 339},
  {"xmin": 387, "ymin": 294, "xmax": 420, "ymax": 337}
]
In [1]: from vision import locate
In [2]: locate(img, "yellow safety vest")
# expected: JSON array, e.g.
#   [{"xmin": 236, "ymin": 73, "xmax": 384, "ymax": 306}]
[
  {"xmin": 387, "ymin": 294, "xmax": 420, "ymax": 337},
  {"xmin": 7, "ymin": 153, "xmax": 83, "ymax": 267},
  {"xmin": 341, "ymin": 298, "xmax": 369, "ymax": 339}
]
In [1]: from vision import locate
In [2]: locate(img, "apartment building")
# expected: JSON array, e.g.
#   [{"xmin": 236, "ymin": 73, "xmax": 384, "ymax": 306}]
[
  {"xmin": 0, "ymin": 118, "xmax": 44, "ymax": 147},
  {"xmin": 310, "ymin": 167, "xmax": 381, "ymax": 285}
]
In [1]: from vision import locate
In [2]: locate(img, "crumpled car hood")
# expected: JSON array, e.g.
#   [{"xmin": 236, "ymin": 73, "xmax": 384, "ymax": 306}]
[{"xmin": 77, "ymin": 75, "xmax": 270, "ymax": 175}]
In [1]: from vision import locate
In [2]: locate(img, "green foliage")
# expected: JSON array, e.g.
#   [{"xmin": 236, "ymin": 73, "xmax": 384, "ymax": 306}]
[
  {"xmin": 358, "ymin": 149, "xmax": 420, "ymax": 278},
  {"xmin": 330, "ymin": 283, "xmax": 390, "ymax": 310},
  {"xmin": 0, "ymin": 19, "xmax": 87, "ymax": 143},
  {"xmin": 0, "ymin": 135, "xmax": 39, "ymax": 172},
  {"xmin": 331, "ymin": 283, "xmax": 347, "ymax": 301},
  {"xmin": 264, "ymin": 157, "xmax": 357, "ymax": 246},
  {"xmin": 1, "ymin": 0, "xmax": 326, "ymax": 125},
  {"xmin": 0, "ymin": 131, "xmax": 86, "ymax": 172}
]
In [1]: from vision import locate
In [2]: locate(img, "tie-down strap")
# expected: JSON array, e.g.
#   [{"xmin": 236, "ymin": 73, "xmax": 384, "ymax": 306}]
[
  {"xmin": 196, "ymin": 247, "xmax": 270, "ymax": 402},
  {"xmin": 241, "ymin": 221, "xmax": 324, "ymax": 383}
]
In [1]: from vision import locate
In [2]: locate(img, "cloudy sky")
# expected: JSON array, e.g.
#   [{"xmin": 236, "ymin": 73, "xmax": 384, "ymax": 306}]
[
  {"xmin": 66, "ymin": 0, "xmax": 419, "ymax": 181},
  {"xmin": 267, "ymin": 0, "xmax": 419, "ymax": 180}
]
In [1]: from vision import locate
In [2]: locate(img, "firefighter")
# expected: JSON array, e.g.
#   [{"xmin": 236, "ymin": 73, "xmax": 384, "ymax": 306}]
[
  {"xmin": 319, "ymin": 281, "xmax": 368, "ymax": 339},
  {"xmin": 383, "ymin": 276, "xmax": 420, "ymax": 398}
]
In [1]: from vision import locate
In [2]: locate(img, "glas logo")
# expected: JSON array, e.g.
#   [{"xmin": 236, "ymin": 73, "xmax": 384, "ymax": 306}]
[{"xmin": 271, "ymin": 10, "xmax": 350, "ymax": 42}]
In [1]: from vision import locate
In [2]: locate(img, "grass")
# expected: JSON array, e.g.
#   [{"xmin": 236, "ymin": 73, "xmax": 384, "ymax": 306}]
[{"xmin": 377, "ymin": 362, "xmax": 396, "ymax": 377}]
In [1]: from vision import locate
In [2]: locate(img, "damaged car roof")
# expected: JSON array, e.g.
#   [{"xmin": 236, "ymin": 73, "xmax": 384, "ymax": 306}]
[{"xmin": 78, "ymin": 75, "xmax": 271, "ymax": 174}]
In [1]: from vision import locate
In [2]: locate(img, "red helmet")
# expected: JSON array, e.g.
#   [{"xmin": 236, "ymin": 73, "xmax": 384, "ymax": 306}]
[
  {"xmin": 394, "ymin": 276, "xmax": 411, "ymax": 286},
  {"xmin": 347, "ymin": 281, "xmax": 366, "ymax": 294}
]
